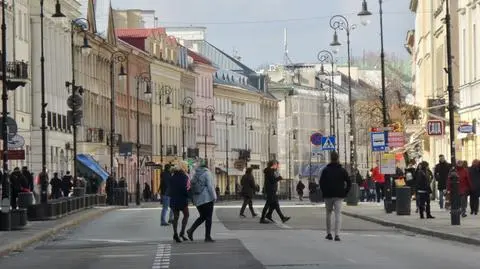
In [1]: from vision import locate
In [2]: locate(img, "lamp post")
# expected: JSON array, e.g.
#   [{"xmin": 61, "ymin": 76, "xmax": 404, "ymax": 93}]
[
  {"xmin": 135, "ymin": 72, "xmax": 152, "ymax": 206},
  {"xmin": 288, "ymin": 130, "xmax": 297, "ymax": 200},
  {"xmin": 329, "ymin": 15, "xmax": 357, "ymax": 175},
  {"xmin": 244, "ymin": 118, "xmax": 253, "ymax": 168},
  {"xmin": 38, "ymin": 0, "xmax": 64, "ymax": 203},
  {"xmin": 317, "ymin": 50, "xmax": 336, "ymax": 137},
  {"xmin": 225, "ymin": 111, "xmax": 235, "ymax": 194},
  {"xmin": 181, "ymin": 97, "xmax": 194, "ymax": 160},
  {"xmin": 65, "ymin": 17, "xmax": 92, "ymax": 188},
  {"xmin": 203, "ymin": 105, "xmax": 215, "ymax": 162},
  {"xmin": 156, "ymin": 84, "xmax": 173, "ymax": 165},
  {"xmin": 109, "ymin": 52, "xmax": 127, "ymax": 177}
]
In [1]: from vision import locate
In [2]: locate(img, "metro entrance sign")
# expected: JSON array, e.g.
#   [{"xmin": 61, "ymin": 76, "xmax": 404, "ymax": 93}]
[{"xmin": 427, "ymin": 120, "xmax": 444, "ymax": 136}]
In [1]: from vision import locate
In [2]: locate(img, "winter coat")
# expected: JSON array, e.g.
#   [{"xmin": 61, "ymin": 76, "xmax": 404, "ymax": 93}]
[
  {"xmin": 468, "ymin": 166, "xmax": 480, "ymax": 195},
  {"xmin": 190, "ymin": 167, "xmax": 216, "ymax": 206},
  {"xmin": 372, "ymin": 166, "xmax": 385, "ymax": 184},
  {"xmin": 447, "ymin": 166, "xmax": 472, "ymax": 195},
  {"xmin": 434, "ymin": 161, "xmax": 452, "ymax": 190},
  {"xmin": 240, "ymin": 173, "xmax": 255, "ymax": 198},
  {"xmin": 169, "ymin": 170, "xmax": 190, "ymax": 210},
  {"xmin": 415, "ymin": 169, "xmax": 431, "ymax": 193},
  {"xmin": 319, "ymin": 163, "xmax": 352, "ymax": 199},
  {"xmin": 263, "ymin": 167, "xmax": 282, "ymax": 198}
]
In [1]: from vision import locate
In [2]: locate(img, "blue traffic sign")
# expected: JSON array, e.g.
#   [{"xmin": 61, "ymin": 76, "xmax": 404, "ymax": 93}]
[
  {"xmin": 371, "ymin": 132, "xmax": 387, "ymax": 152},
  {"xmin": 321, "ymin": 136, "xmax": 336, "ymax": 151},
  {"xmin": 310, "ymin": 132, "xmax": 323, "ymax": 146}
]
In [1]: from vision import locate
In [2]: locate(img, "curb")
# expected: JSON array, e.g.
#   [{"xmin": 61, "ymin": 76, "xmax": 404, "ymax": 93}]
[
  {"xmin": 342, "ymin": 211, "xmax": 480, "ymax": 246},
  {"xmin": 0, "ymin": 206, "xmax": 116, "ymax": 257}
]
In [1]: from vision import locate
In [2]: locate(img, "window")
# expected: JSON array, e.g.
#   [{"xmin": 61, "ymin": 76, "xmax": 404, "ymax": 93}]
[
  {"xmin": 47, "ymin": 111, "xmax": 52, "ymax": 127},
  {"xmin": 474, "ymin": 24, "xmax": 477, "ymax": 80}
]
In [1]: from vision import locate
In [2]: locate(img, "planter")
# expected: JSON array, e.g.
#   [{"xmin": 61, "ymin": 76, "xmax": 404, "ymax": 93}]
[{"xmin": 17, "ymin": 192, "xmax": 34, "ymax": 209}]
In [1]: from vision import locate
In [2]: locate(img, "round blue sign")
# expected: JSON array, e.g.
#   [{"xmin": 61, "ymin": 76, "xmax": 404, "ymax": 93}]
[{"xmin": 310, "ymin": 132, "xmax": 323, "ymax": 146}]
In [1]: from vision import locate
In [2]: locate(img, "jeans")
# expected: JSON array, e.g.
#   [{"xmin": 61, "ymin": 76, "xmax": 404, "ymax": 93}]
[
  {"xmin": 240, "ymin": 196, "xmax": 256, "ymax": 216},
  {"xmin": 189, "ymin": 201, "xmax": 214, "ymax": 239},
  {"xmin": 325, "ymin": 198, "xmax": 343, "ymax": 236},
  {"xmin": 161, "ymin": 196, "xmax": 174, "ymax": 224},
  {"xmin": 438, "ymin": 190, "xmax": 445, "ymax": 209},
  {"xmin": 418, "ymin": 192, "xmax": 431, "ymax": 218}
]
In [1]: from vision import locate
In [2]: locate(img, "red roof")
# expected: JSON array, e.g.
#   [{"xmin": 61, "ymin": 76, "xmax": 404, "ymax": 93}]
[
  {"xmin": 115, "ymin": 28, "xmax": 166, "ymax": 38},
  {"xmin": 188, "ymin": 49, "xmax": 211, "ymax": 65}
]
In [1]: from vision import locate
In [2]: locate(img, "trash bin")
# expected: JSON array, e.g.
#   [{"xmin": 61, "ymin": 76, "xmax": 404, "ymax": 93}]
[
  {"xmin": 396, "ymin": 186, "xmax": 412, "ymax": 215},
  {"xmin": 346, "ymin": 183, "xmax": 359, "ymax": 206}
]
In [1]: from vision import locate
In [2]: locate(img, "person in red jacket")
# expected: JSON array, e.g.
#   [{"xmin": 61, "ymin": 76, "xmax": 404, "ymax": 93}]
[
  {"xmin": 447, "ymin": 160, "xmax": 472, "ymax": 218},
  {"xmin": 371, "ymin": 160, "xmax": 385, "ymax": 203}
]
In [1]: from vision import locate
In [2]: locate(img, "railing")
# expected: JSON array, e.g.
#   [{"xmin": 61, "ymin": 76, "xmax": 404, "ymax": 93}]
[{"xmin": 0, "ymin": 56, "xmax": 29, "ymax": 80}]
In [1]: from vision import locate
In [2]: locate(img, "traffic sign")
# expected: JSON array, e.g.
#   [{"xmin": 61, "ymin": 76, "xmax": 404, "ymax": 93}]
[
  {"xmin": 321, "ymin": 136, "xmax": 336, "ymax": 151},
  {"xmin": 387, "ymin": 132, "xmax": 405, "ymax": 148},
  {"xmin": 310, "ymin": 132, "xmax": 323, "ymax": 146},
  {"xmin": 8, "ymin": 134, "xmax": 25, "ymax": 149},
  {"xmin": 427, "ymin": 120, "xmax": 444, "ymax": 136},
  {"xmin": 371, "ymin": 132, "xmax": 387, "ymax": 152},
  {"xmin": 458, "ymin": 124, "xmax": 473, "ymax": 134}
]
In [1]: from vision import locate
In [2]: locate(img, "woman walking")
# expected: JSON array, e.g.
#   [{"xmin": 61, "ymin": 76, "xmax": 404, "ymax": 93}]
[
  {"xmin": 186, "ymin": 162, "xmax": 217, "ymax": 242},
  {"xmin": 169, "ymin": 161, "xmax": 190, "ymax": 243},
  {"xmin": 239, "ymin": 168, "xmax": 257, "ymax": 217}
]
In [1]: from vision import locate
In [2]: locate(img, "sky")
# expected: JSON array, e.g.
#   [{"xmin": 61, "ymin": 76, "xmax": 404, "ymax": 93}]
[{"xmin": 111, "ymin": 0, "xmax": 415, "ymax": 69}]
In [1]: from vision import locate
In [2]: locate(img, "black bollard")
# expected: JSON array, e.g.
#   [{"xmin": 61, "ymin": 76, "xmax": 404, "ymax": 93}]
[
  {"xmin": 384, "ymin": 176, "xmax": 394, "ymax": 213},
  {"xmin": 40, "ymin": 171, "xmax": 49, "ymax": 204},
  {"xmin": 449, "ymin": 169, "xmax": 461, "ymax": 225},
  {"xmin": 135, "ymin": 179, "xmax": 141, "ymax": 206}
]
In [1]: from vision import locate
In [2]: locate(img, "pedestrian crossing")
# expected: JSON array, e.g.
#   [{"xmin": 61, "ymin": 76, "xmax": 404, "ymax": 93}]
[{"xmin": 152, "ymin": 244, "xmax": 171, "ymax": 269}]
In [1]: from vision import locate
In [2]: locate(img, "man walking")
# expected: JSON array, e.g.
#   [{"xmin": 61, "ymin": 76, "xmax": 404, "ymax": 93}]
[
  {"xmin": 259, "ymin": 160, "xmax": 290, "ymax": 224},
  {"xmin": 320, "ymin": 152, "xmax": 351, "ymax": 241},
  {"xmin": 434, "ymin": 154, "xmax": 451, "ymax": 209},
  {"xmin": 160, "ymin": 164, "xmax": 174, "ymax": 226}
]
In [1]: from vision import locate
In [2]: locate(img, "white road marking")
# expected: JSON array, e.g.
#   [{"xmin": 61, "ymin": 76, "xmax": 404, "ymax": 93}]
[
  {"xmin": 100, "ymin": 254, "xmax": 147, "ymax": 258},
  {"xmin": 119, "ymin": 204, "xmax": 327, "ymax": 211},
  {"xmin": 171, "ymin": 252, "xmax": 224, "ymax": 256},
  {"xmin": 275, "ymin": 222, "xmax": 292, "ymax": 229},
  {"xmin": 80, "ymin": 239, "xmax": 134, "ymax": 243},
  {"xmin": 152, "ymin": 244, "xmax": 171, "ymax": 269},
  {"xmin": 345, "ymin": 258, "xmax": 357, "ymax": 264}
]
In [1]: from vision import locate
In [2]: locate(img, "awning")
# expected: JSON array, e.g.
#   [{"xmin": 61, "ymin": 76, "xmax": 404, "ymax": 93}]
[
  {"xmin": 299, "ymin": 164, "xmax": 327, "ymax": 178},
  {"xmin": 76, "ymin": 154, "xmax": 109, "ymax": 181}
]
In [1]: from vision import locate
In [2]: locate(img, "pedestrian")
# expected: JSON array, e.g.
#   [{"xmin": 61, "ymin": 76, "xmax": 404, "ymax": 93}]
[
  {"xmin": 296, "ymin": 180, "xmax": 305, "ymax": 201},
  {"xmin": 319, "ymin": 151, "xmax": 351, "ymax": 242},
  {"xmin": 259, "ymin": 160, "xmax": 290, "ymax": 224},
  {"xmin": 372, "ymin": 160, "xmax": 385, "ymax": 202},
  {"xmin": 186, "ymin": 161, "xmax": 217, "ymax": 242},
  {"xmin": 160, "ymin": 164, "xmax": 174, "ymax": 226},
  {"xmin": 415, "ymin": 161, "xmax": 435, "ymax": 219},
  {"xmin": 50, "ymin": 172, "xmax": 62, "ymax": 199},
  {"xmin": 239, "ymin": 167, "xmax": 258, "ymax": 218},
  {"xmin": 448, "ymin": 160, "xmax": 472, "ymax": 218},
  {"xmin": 434, "ymin": 155, "xmax": 451, "ymax": 209},
  {"xmin": 10, "ymin": 167, "xmax": 29, "ymax": 209},
  {"xmin": 469, "ymin": 160, "xmax": 480, "ymax": 215},
  {"xmin": 61, "ymin": 171, "xmax": 73, "ymax": 197},
  {"xmin": 169, "ymin": 161, "xmax": 190, "ymax": 243}
]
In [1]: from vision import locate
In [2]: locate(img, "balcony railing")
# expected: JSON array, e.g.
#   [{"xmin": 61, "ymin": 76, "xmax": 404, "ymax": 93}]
[{"xmin": 0, "ymin": 55, "xmax": 29, "ymax": 80}]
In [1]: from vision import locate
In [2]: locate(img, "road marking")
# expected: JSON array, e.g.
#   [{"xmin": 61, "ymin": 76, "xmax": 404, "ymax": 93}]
[
  {"xmin": 345, "ymin": 258, "xmax": 357, "ymax": 264},
  {"xmin": 275, "ymin": 222, "xmax": 292, "ymax": 229},
  {"xmin": 171, "ymin": 252, "xmax": 224, "ymax": 256},
  {"xmin": 119, "ymin": 204, "xmax": 327, "ymax": 211},
  {"xmin": 152, "ymin": 244, "xmax": 171, "ymax": 269},
  {"xmin": 80, "ymin": 239, "xmax": 134, "ymax": 243},
  {"xmin": 100, "ymin": 254, "xmax": 147, "ymax": 258}
]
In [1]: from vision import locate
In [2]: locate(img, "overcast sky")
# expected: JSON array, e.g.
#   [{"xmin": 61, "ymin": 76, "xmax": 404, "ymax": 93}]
[{"xmin": 112, "ymin": 0, "xmax": 415, "ymax": 68}]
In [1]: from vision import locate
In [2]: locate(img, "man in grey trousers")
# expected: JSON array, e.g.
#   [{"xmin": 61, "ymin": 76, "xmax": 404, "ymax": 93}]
[{"xmin": 320, "ymin": 151, "xmax": 352, "ymax": 241}]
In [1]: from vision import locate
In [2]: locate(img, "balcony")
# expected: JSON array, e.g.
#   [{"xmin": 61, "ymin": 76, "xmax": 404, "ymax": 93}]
[{"xmin": 0, "ymin": 55, "xmax": 29, "ymax": 80}]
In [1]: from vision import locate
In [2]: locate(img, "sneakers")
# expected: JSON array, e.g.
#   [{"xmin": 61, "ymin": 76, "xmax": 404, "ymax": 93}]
[
  {"xmin": 326, "ymin": 234, "xmax": 341, "ymax": 241},
  {"xmin": 281, "ymin": 216, "xmax": 291, "ymax": 223}
]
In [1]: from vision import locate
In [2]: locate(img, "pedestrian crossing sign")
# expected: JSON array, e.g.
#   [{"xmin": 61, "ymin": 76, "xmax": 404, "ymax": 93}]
[{"xmin": 321, "ymin": 136, "xmax": 336, "ymax": 151}]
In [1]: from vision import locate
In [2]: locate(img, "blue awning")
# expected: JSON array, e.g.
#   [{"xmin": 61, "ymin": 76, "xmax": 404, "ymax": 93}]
[
  {"xmin": 76, "ymin": 154, "xmax": 109, "ymax": 181},
  {"xmin": 299, "ymin": 164, "xmax": 327, "ymax": 178}
]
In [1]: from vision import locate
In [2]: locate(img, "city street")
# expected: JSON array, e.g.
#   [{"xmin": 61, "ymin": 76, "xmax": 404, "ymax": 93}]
[{"xmin": 0, "ymin": 202, "xmax": 479, "ymax": 269}]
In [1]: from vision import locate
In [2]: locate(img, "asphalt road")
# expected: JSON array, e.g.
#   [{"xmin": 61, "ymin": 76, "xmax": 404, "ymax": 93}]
[{"xmin": 0, "ymin": 202, "xmax": 479, "ymax": 269}]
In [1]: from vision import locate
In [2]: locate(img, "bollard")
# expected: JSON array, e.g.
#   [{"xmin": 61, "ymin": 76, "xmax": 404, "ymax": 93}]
[
  {"xmin": 449, "ymin": 169, "xmax": 461, "ymax": 225},
  {"xmin": 396, "ymin": 186, "xmax": 411, "ymax": 215},
  {"xmin": 0, "ymin": 212, "xmax": 11, "ymax": 231},
  {"xmin": 346, "ymin": 183, "xmax": 359, "ymax": 206},
  {"xmin": 384, "ymin": 176, "xmax": 394, "ymax": 213},
  {"xmin": 11, "ymin": 209, "xmax": 27, "ymax": 230}
]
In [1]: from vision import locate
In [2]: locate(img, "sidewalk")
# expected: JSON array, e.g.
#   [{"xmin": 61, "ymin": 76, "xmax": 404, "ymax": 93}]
[
  {"xmin": 0, "ymin": 206, "xmax": 115, "ymax": 256},
  {"xmin": 342, "ymin": 201, "xmax": 480, "ymax": 246}
]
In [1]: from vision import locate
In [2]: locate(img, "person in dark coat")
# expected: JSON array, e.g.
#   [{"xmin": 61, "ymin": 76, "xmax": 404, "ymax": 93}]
[
  {"xmin": 416, "ymin": 161, "xmax": 435, "ymax": 219},
  {"xmin": 259, "ymin": 160, "xmax": 290, "ymax": 224},
  {"xmin": 469, "ymin": 160, "xmax": 480, "ymax": 215},
  {"xmin": 320, "ymin": 151, "xmax": 351, "ymax": 241},
  {"xmin": 448, "ymin": 160, "xmax": 472, "ymax": 217},
  {"xmin": 296, "ymin": 180, "xmax": 305, "ymax": 201},
  {"xmin": 50, "ymin": 172, "xmax": 62, "ymax": 199},
  {"xmin": 435, "ymin": 154, "xmax": 451, "ymax": 209},
  {"xmin": 21, "ymin": 167, "xmax": 34, "ymax": 192},
  {"xmin": 105, "ymin": 176, "xmax": 117, "ymax": 205},
  {"xmin": 61, "ymin": 171, "xmax": 73, "ymax": 197},
  {"xmin": 169, "ymin": 161, "xmax": 190, "ymax": 243},
  {"xmin": 10, "ymin": 167, "xmax": 29, "ymax": 209},
  {"xmin": 239, "ymin": 168, "xmax": 257, "ymax": 217}
]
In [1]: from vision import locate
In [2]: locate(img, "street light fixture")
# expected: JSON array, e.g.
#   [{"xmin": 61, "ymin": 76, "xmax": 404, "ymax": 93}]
[
  {"xmin": 288, "ymin": 129, "xmax": 297, "ymax": 200},
  {"xmin": 109, "ymin": 51, "xmax": 128, "ymax": 177},
  {"xmin": 329, "ymin": 15, "xmax": 358, "ymax": 176},
  {"xmin": 135, "ymin": 72, "xmax": 152, "ymax": 206},
  {"xmin": 244, "ymin": 118, "xmax": 254, "ymax": 168},
  {"xmin": 203, "ymin": 105, "xmax": 216, "ymax": 162},
  {"xmin": 181, "ymin": 96, "xmax": 194, "ymax": 160},
  {"xmin": 267, "ymin": 124, "xmax": 276, "ymax": 161},
  {"xmin": 157, "ymin": 84, "xmax": 173, "ymax": 164},
  {"xmin": 225, "ymin": 111, "xmax": 235, "ymax": 194},
  {"xmin": 317, "ymin": 50, "xmax": 336, "ymax": 137}
]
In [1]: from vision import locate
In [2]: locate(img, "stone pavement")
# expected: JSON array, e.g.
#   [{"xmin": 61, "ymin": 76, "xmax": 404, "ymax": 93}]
[
  {"xmin": 342, "ymin": 201, "xmax": 480, "ymax": 246},
  {"xmin": 0, "ymin": 206, "xmax": 115, "ymax": 256}
]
